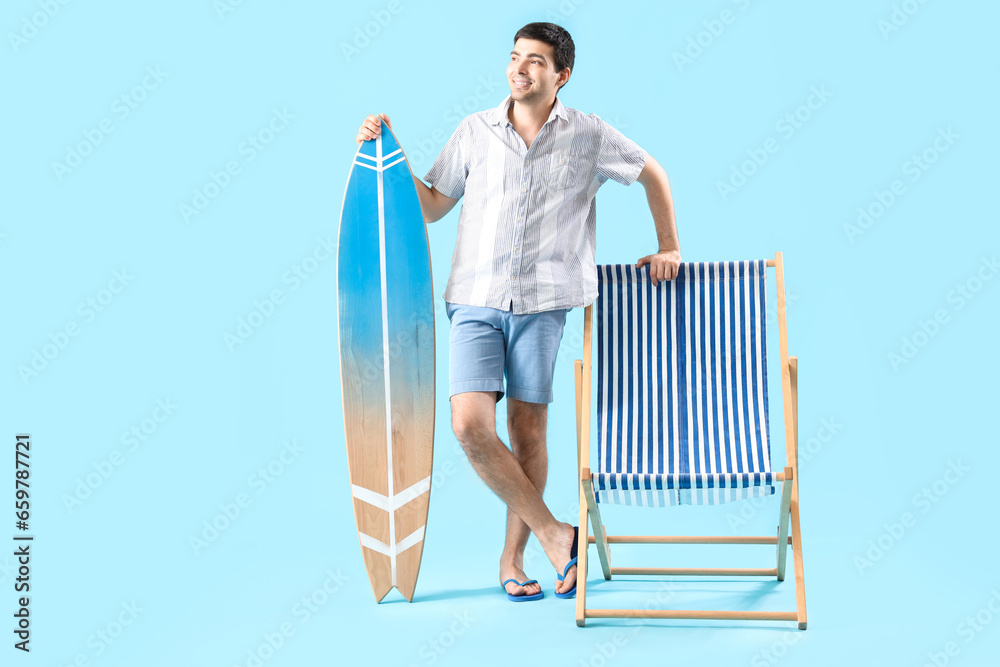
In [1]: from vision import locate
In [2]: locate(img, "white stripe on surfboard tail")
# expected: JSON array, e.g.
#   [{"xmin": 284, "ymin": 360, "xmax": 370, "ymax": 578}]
[
  {"xmin": 359, "ymin": 526, "xmax": 425, "ymax": 558},
  {"xmin": 351, "ymin": 476, "xmax": 430, "ymax": 512}
]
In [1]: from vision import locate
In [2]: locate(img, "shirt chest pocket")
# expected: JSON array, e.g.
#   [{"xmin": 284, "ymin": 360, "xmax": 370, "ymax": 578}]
[{"xmin": 547, "ymin": 152, "xmax": 577, "ymax": 190}]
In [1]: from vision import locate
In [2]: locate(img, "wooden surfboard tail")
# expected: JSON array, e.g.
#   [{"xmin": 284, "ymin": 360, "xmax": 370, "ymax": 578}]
[{"xmin": 353, "ymin": 490, "xmax": 431, "ymax": 602}]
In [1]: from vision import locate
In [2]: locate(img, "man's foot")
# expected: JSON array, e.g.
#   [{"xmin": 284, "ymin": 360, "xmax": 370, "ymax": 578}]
[
  {"xmin": 545, "ymin": 522, "xmax": 577, "ymax": 597},
  {"xmin": 500, "ymin": 564, "xmax": 543, "ymax": 599},
  {"xmin": 554, "ymin": 526, "xmax": 578, "ymax": 598}
]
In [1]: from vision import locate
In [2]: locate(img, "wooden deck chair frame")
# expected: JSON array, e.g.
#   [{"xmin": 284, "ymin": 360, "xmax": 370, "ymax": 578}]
[{"xmin": 573, "ymin": 251, "xmax": 807, "ymax": 628}]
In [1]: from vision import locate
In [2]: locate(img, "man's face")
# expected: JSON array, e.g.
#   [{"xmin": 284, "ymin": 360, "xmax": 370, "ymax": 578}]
[{"xmin": 507, "ymin": 38, "xmax": 569, "ymax": 105}]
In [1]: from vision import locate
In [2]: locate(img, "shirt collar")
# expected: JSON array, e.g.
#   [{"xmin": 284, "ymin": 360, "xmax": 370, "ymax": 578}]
[{"xmin": 491, "ymin": 94, "xmax": 567, "ymax": 127}]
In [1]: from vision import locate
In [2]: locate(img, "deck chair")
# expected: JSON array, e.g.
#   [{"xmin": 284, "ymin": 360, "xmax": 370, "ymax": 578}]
[{"xmin": 573, "ymin": 252, "xmax": 806, "ymax": 628}]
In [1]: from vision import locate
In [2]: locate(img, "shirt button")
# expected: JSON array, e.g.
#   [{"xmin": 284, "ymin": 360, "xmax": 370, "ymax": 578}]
[
  {"xmin": 522, "ymin": 187, "xmax": 527, "ymax": 193},
  {"xmin": 518, "ymin": 217, "xmax": 523, "ymax": 222},
  {"xmin": 510, "ymin": 275, "xmax": 516, "ymax": 281},
  {"xmin": 514, "ymin": 246, "xmax": 519, "ymax": 252},
  {"xmin": 525, "ymin": 160, "xmax": 529, "ymax": 166}
]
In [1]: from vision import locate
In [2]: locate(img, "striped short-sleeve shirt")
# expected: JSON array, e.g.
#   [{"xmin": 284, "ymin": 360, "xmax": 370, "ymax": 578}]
[{"xmin": 424, "ymin": 94, "xmax": 648, "ymax": 315}]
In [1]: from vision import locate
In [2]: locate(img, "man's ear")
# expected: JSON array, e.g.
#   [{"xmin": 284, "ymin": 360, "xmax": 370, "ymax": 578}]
[{"xmin": 559, "ymin": 68, "xmax": 571, "ymax": 87}]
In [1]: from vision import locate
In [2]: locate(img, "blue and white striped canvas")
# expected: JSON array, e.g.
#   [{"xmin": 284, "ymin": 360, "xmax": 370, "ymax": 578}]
[{"xmin": 593, "ymin": 262, "xmax": 774, "ymax": 506}]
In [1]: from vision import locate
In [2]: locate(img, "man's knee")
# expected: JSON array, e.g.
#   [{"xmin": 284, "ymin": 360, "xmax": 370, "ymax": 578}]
[
  {"xmin": 451, "ymin": 395, "xmax": 496, "ymax": 454},
  {"xmin": 508, "ymin": 402, "xmax": 547, "ymax": 451},
  {"xmin": 452, "ymin": 415, "xmax": 491, "ymax": 446}
]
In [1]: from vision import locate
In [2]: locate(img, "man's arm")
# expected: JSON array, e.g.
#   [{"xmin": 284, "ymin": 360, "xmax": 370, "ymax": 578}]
[
  {"xmin": 635, "ymin": 154, "xmax": 681, "ymax": 284},
  {"xmin": 357, "ymin": 113, "xmax": 460, "ymax": 224},
  {"xmin": 411, "ymin": 176, "xmax": 459, "ymax": 224}
]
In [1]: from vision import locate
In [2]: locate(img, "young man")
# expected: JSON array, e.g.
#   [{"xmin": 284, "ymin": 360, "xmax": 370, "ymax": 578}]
[{"xmin": 356, "ymin": 22, "xmax": 680, "ymax": 600}]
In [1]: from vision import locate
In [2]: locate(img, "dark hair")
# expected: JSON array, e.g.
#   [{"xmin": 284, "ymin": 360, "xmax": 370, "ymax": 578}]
[{"xmin": 513, "ymin": 22, "xmax": 575, "ymax": 92}]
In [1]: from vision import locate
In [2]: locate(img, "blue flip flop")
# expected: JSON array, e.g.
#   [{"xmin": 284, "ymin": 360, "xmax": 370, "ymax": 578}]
[
  {"xmin": 555, "ymin": 526, "xmax": 579, "ymax": 599},
  {"xmin": 501, "ymin": 579, "xmax": 544, "ymax": 602}
]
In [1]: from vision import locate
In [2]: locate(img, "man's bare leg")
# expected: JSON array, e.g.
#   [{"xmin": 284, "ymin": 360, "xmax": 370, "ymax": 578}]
[
  {"xmin": 499, "ymin": 398, "xmax": 548, "ymax": 597},
  {"xmin": 451, "ymin": 391, "xmax": 577, "ymax": 595}
]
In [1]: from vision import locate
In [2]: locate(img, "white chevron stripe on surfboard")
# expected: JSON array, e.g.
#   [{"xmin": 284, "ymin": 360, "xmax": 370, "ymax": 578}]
[
  {"xmin": 353, "ymin": 151, "xmax": 407, "ymax": 173},
  {"xmin": 351, "ymin": 476, "xmax": 430, "ymax": 512},
  {"xmin": 358, "ymin": 526, "xmax": 426, "ymax": 558},
  {"xmin": 382, "ymin": 155, "xmax": 406, "ymax": 170}
]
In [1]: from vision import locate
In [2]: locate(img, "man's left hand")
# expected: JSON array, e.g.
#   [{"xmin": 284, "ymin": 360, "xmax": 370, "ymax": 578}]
[{"xmin": 636, "ymin": 249, "xmax": 681, "ymax": 285}]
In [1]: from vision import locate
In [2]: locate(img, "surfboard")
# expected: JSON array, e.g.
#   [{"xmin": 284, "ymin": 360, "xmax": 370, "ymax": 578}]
[{"xmin": 337, "ymin": 124, "xmax": 435, "ymax": 603}]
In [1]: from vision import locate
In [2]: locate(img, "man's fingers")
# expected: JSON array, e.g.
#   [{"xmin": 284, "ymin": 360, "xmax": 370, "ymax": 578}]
[
  {"xmin": 636, "ymin": 254, "xmax": 682, "ymax": 283},
  {"xmin": 639, "ymin": 256, "xmax": 656, "ymax": 284},
  {"xmin": 357, "ymin": 116, "xmax": 384, "ymax": 144},
  {"xmin": 357, "ymin": 114, "xmax": 392, "ymax": 144}
]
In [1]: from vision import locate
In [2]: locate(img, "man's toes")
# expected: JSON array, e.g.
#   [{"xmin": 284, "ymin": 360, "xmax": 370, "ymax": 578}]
[{"xmin": 557, "ymin": 565, "xmax": 577, "ymax": 592}]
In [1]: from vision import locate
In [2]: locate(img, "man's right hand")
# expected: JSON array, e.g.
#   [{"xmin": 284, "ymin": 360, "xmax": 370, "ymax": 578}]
[
  {"xmin": 357, "ymin": 113, "xmax": 392, "ymax": 144},
  {"xmin": 353, "ymin": 112, "xmax": 459, "ymax": 223}
]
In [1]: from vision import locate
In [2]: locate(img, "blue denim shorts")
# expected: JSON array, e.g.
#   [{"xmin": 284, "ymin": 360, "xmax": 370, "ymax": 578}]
[{"xmin": 445, "ymin": 302, "xmax": 570, "ymax": 404}]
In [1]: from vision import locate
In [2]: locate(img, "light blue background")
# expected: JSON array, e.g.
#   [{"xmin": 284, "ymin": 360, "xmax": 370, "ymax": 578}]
[{"xmin": 3, "ymin": 0, "xmax": 999, "ymax": 665}]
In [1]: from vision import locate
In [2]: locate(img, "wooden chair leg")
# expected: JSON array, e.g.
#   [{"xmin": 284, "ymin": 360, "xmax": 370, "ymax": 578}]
[
  {"xmin": 575, "ymin": 360, "xmax": 583, "ymax": 473},
  {"xmin": 776, "ymin": 467, "xmax": 793, "ymax": 580},
  {"xmin": 576, "ymin": 483, "xmax": 590, "ymax": 627},
  {"xmin": 602, "ymin": 524, "xmax": 610, "ymax": 579},
  {"xmin": 788, "ymin": 356, "xmax": 807, "ymax": 629},
  {"xmin": 581, "ymin": 470, "xmax": 611, "ymax": 580},
  {"xmin": 790, "ymin": 498, "xmax": 807, "ymax": 629}
]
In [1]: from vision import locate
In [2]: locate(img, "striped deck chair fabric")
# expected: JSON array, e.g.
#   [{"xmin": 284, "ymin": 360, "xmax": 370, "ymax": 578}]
[{"xmin": 594, "ymin": 261, "xmax": 773, "ymax": 506}]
